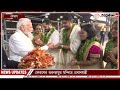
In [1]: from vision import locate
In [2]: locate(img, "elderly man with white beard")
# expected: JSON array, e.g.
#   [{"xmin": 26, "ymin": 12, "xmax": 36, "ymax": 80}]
[{"xmin": 9, "ymin": 18, "xmax": 35, "ymax": 62}]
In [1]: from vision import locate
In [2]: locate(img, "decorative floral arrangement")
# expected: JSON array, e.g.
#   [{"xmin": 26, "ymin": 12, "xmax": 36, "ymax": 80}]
[{"xmin": 19, "ymin": 47, "xmax": 55, "ymax": 69}]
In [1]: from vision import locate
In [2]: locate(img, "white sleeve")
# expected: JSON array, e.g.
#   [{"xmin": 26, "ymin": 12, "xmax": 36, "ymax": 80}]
[
  {"xmin": 70, "ymin": 26, "xmax": 81, "ymax": 54},
  {"xmin": 9, "ymin": 36, "xmax": 34, "ymax": 57}
]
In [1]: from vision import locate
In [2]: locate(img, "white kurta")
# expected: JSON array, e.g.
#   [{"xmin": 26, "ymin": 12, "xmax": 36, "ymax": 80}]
[
  {"xmin": 9, "ymin": 29, "xmax": 34, "ymax": 62},
  {"xmin": 59, "ymin": 24, "xmax": 81, "ymax": 69},
  {"xmin": 47, "ymin": 30, "xmax": 60, "ymax": 69}
]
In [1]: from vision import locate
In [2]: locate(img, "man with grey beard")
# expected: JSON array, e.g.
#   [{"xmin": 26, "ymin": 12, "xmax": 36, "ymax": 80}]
[{"xmin": 9, "ymin": 18, "xmax": 35, "ymax": 62}]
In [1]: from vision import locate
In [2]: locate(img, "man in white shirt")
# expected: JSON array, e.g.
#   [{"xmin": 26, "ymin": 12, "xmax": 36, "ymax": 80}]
[
  {"xmin": 55, "ymin": 14, "xmax": 81, "ymax": 69},
  {"xmin": 35, "ymin": 19, "xmax": 60, "ymax": 69},
  {"xmin": 9, "ymin": 18, "xmax": 34, "ymax": 62}
]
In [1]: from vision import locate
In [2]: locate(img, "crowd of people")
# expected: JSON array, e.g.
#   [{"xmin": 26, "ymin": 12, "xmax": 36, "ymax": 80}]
[{"xmin": 1, "ymin": 15, "xmax": 118, "ymax": 69}]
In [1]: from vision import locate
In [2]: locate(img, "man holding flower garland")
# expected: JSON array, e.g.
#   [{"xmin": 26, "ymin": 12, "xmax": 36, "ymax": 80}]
[{"xmin": 55, "ymin": 14, "xmax": 81, "ymax": 69}]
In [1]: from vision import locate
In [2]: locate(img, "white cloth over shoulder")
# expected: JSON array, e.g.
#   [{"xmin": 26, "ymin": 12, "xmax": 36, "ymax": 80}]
[
  {"xmin": 47, "ymin": 30, "xmax": 60, "ymax": 45},
  {"xmin": 59, "ymin": 24, "xmax": 81, "ymax": 69},
  {"xmin": 9, "ymin": 29, "xmax": 34, "ymax": 62},
  {"xmin": 60, "ymin": 24, "xmax": 81, "ymax": 54},
  {"xmin": 69, "ymin": 24, "xmax": 81, "ymax": 54}
]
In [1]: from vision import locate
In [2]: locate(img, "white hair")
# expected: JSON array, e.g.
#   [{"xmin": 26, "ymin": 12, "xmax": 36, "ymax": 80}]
[{"xmin": 17, "ymin": 18, "xmax": 31, "ymax": 29}]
